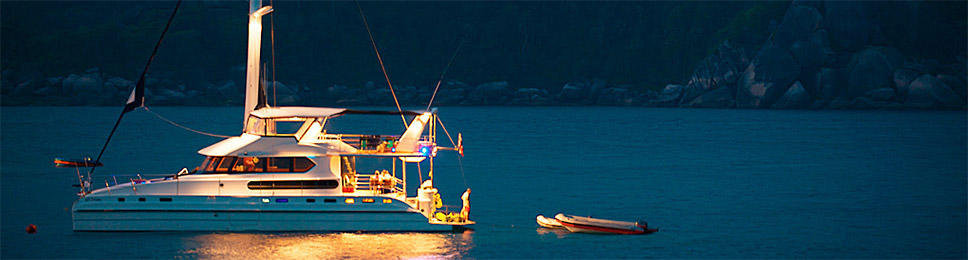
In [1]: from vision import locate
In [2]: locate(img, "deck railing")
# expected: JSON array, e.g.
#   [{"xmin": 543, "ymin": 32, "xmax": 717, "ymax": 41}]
[
  {"xmin": 320, "ymin": 134, "xmax": 431, "ymax": 152},
  {"xmin": 351, "ymin": 174, "xmax": 404, "ymax": 195}
]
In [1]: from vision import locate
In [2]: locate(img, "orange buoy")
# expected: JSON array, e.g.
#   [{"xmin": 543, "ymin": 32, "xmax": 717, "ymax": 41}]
[{"xmin": 26, "ymin": 224, "xmax": 37, "ymax": 234}]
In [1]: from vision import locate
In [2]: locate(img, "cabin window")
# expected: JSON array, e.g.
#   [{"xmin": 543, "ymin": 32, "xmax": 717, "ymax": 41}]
[
  {"xmin": 273, "ymin": 120, "xmax": 304, "ymax": 135},
  {"xmin": 160, "ymin": 198, "xmax": 173, "ymax": 202},
  {"xmin": 306, "ymin": 199, "xmax": 316, "ymax": 203},
  {"xmin": 246, "ymin": 180, "xmax": 339, "ymax": 190},
  {"xmin": 199, "ymin": 156, "xmax": 316, "ymax": 174},
  {"xmin": 293, "ymin": 158, "xmax": 315, "ymax": 172},
  {"xmin": 324, "ymin": 199, "xmax": 337, "ymax": 203},
  {"xmin": 267, "ymin": 157, "xmax": 293, "ymax": 172},
  {"xmin": 215, "ymin": 157, "xmax": 236, "ymax": 172},
  {"xmin": 117, "ymin": 198, "xmax": 125, "ymax": 202}
]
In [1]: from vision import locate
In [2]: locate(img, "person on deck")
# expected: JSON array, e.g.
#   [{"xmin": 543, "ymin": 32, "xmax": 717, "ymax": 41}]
[
  {"xmin": 460, "ymin": 188, "xmax": 471, "ymax": 222},
  {"xmin": 371, "ymin": 170, "xmax": 382, "ymax": 193},
  {"xmin": 242, "ymin": 157, "xmax": 260, "ymax": 172},
  {"xmin": 380, "ymin": 170, "xmax": 393, "ymax": 193}
]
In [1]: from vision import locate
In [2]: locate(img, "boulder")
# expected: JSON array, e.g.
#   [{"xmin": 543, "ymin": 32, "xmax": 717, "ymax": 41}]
[
  {"xmin": 736, "ymin": 44, "xmax": 801, "ymax": 108},
  {"xmin": 771, "ymin": 81, "xmax": 813, "ymax": 109},
  {"xmin": 205, "ymin": 81, "xmax": 241, "ymax": 105},
  {"xmin": 649, "ymin": 84, "xmax": 684, "ymax": 107},
  {"xmin": 773, "ymin": 5, "xmax": 824, "ymax": 49},
  {"xmin": 270, "ymin": 81, "xmax": 295, "ymax": 95},
  {"xmin": 904, "ymin": 75, "xmax": 965, "ymax": 109},
  {"xmin": 508, "ymin": 88, "xmax": 552, "ymax": 106},
  {"xmin": 865, "ymin": 88, "xmax": 897, "ymax": 102},
  {"xmin": 679, "ymin": 40, "xmax": 748, "ymax": 105},
  {"xmin": 937, "ymin": 74, "xmax": 967, "ymax": 102},
  {"xmin": 367, "ymin": 88, "xmax": 393, "ymax": 104},
  {"xmin": 12, "ymin": 79, "xmax": 37, "ymax": 97},
  {"xmin": 826, "ymin": 96, "xmax": 851, "ymax": 109},
  {"xmin": 824, "ymin": 1, "xmax": 871, "ymax": 51},
  {"xmin": 466, "ymin": 81, "xmax": 510, "ymax": 105},
  {"xmin": 846, "ymin": 47, "xmax": 903, "ymax": 98},
  {"xmin": 850, "ymin": 96, "xmax": 877, "ymax": 109},
  {"xmin": 849, "ymin": 96, "xmax": 901, "ymax": 109},
  {"xmin": 814, "ymin": 68, "xmax": 842, "ymax": 102},
  {"xmin": 277, "ymin": 95, "xmax": 300, "ymax": 105},
  {"xmin": 107, "ymin": 77, "xmax": 133, "ymax": 90},
  {"xmin": 904, "ymin": 60, "xmax": 940, "ymax": 75},
  {"xmin": 33, "ymin": 86, "xmax": 59, "ymax": 96},
  {"xmin": 893, "ymin": 68, "xmax": 919, "ymax": 100},
  {"xmin": 325, "ymin": 85, "xmax": 348, "ymax": 101},
  {"xmin": 557, "ymin": 82, "xmax": 587, "ymax": 103},
  {"xmin": 596, "ymin": 88, "xmax": 629, "ymax": 106},
  {"xmin": 63, "ymin": 72, "xmax": 105, "ymax": 96},
  {"xmin": 60, "ymin": 74, "xmax": 80, "ymax": 95},
  {"xmin": 435, "ymin": 88, "xmax": 466, "ymax": 106},
  {"xmin": 588, "ymin": 78, "xmax": 607, "ymax": 102},
  {"xmin": 682, "ymin": 86, "xmax": 735, "ymax": 108},
  {"xmin": 512, "ymin": 88, "xmax": 545, "ymax": 100},
  {"xmin": 789, "ymin": 40, "xmax": 825, "ymax": 77}
]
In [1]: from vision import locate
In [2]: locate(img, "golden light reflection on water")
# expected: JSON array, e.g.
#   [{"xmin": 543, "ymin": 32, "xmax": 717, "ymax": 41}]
[{"xmin": 180, "ymin": 232, "xmax": 474, "ymax": 260}]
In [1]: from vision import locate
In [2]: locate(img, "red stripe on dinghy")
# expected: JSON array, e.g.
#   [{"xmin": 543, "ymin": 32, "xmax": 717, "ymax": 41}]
[{"xmin": 558, "ymin": 220, "xmax": 644, "ymax": 234}]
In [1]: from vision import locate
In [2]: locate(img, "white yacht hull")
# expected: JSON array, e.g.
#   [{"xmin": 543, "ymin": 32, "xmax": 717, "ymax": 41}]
[{"xmin": 72, "ymin": 195, "xmax": 464, "ymax": 232}]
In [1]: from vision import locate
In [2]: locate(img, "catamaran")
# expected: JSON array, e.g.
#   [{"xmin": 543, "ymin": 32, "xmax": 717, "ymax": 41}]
[{"xmin": 70, "ymin": 0, "xmax": 473, "ymax": 232}]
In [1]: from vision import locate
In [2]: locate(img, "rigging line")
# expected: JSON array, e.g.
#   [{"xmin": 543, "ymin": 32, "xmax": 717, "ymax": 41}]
[
  {"xmin": 270, "ymin": 0, "xmax": 276, "ymax": 107},
  {"xmin": 417, "ymin": 160, "xmax": 423, "ymax": 184},
  {"xmin": 435, "ymin": 117, "xmax": 467, "ymax": 188},
  {"xmin": 427, "ymin": 38, "xmax": 465, "ymax": 110},
  {"xmin": 356, "ymin": 1, "xmax": 408, "ymax": 127},
  {"xmin": 144, "ymin": 107, "xmax": 232, "ymax": 138},
  {"xmin": 87, "ymin": 0, "xmax": 182, "ymax": 184}
]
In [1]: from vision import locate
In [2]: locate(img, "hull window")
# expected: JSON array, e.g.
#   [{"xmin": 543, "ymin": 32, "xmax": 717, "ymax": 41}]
[{"xmin": 247, "ymin": 180, "xmax": 339, "ymax": 190}]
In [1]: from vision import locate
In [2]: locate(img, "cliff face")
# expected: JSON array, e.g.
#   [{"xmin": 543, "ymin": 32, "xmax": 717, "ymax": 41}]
[{"xmin": 1, "ymin": 1, "xmax": 964, "ymax": 109}]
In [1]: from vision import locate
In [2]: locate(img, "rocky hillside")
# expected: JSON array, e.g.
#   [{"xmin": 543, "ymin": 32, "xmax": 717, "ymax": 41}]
[{"xmin": 1, "ymin": 1, "xmax": 964, "ymax": 109}]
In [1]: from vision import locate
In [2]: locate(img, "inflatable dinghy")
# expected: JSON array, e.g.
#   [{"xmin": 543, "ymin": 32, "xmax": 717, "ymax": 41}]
[
  {"xmin": 536, "ymin": 214, "xmax": 565, "ymax": 228},
  {"xmin": 554, "ymin": 213, "xmax": 658, "ymax": 235}
]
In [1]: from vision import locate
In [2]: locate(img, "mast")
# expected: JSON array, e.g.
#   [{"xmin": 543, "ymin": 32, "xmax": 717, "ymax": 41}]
[{"xmin": 244, "ymin": 0, "xmax": 273, "ymax": 128}]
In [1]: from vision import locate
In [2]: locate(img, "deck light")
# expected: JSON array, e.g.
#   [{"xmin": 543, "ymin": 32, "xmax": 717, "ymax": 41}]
[
  {"xmin": 261, "ymin": 198, "xmax": 270, "ymax": 203},
  {"xmin": 419, "ymin": 146, "xmax": 429, "ymax": 155}
]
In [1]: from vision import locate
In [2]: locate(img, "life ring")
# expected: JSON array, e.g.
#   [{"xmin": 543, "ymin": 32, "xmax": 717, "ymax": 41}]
[{"xmin": 433, "ymin": 193, "xmax": 442, "ymax": 209}]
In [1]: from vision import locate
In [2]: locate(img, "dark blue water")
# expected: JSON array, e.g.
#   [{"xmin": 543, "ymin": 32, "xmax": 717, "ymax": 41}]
[{"xmin": 2, "ymin": 106, "xmax": 966, "ymax": 259}]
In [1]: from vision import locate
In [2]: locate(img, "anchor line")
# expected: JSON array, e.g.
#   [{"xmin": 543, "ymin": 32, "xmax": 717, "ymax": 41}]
[
  {"xmin": 144, "ymin": 107, "xmax": 232, "ymax": 138},
  {"xmin": 86, "ymin": 0, "xmax": 183, "ymax": 192},
  {"xmin": 356, "ymin": 1, "xmax": 408, "ymax": 128}
]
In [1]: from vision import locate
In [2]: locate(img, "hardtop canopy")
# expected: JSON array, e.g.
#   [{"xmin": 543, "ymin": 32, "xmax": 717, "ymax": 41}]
[{"xmin": 249, "ymin": 106, "xmax": 429, "ymax": 119}]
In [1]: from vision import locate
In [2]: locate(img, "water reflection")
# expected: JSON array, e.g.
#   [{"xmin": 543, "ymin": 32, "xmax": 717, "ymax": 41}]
[
  {"xmin": 535, "ymin": 228, "xmax": 570, "ymax": 239},
  {"xmin": 180, "ymin": 231, "xmax": 474, "ymax": 259}
]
